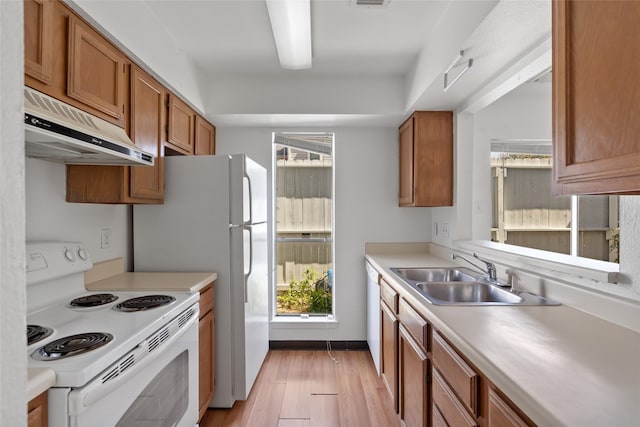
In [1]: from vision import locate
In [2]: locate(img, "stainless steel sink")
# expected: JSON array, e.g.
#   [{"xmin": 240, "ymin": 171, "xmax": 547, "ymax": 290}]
[
  {"xmin": 390, "ymin": 267, "xmax": 559, "ymax": 306},
  {"xmin": 390, "ymin": 267, "xmax": 477, "ymax": 283},
  {"xmin": 416, "ymin": 282, "xmax": 523, "ymax": 305}
]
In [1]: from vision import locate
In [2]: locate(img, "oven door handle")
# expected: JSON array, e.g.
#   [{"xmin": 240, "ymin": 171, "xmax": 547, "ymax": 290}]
[{"xmin": 68, "ymin": 310, "xmax": 198, "ymax": 415}]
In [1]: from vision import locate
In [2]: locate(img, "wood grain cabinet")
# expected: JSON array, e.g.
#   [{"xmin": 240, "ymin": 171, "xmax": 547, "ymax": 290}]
[
  {"xmin": 398, "ymin": 299, "xmax": 429, "ymax": 427},
  {"xmin": 380, "ymin": 278, "xmax": 399, "ymax": 412},
  {"xmin": 432, "ymin": 330, "xmax": 480, "ymax": 425},
  {"xmin": 398, "ymin": 111, "xmax": 453, "ymax": 207},
  {"xmin": 24, "ymin": 0, "xmax": 126, "ymax": 127},
  {"xmin": 552, "ymin": 0, "xmax": 640, "ymax": 194},
  {"xmin": 198, "ymin": 283, "xmax": 215, "ymax": 422},
  {"xmin": 24, "ymin": 0, "xmax": 53, "ymax": 85},
  {"xmin": 487, "ymin": 388, "xmax": 530, "ymax": 427},
  {"xmin": 67, "ymin": 14, "xmax": 126, "ymax": 126},
  {"xmin": 66, "ymin": 66, "xmax": 165, "ymax": 204},
  {"xmin": 195, "ymin": 115, "xmax": 216, "ymax": 155},
  {"xmin": 166, "ymin": 94, "xmax": 196, "ymax": 155},
  {"xmin": 28, "ymin": 391, "xmax": 48, "ymax": 427}
]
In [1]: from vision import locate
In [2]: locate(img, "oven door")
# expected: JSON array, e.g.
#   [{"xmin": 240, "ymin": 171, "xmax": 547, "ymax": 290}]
[{"xmin": 49, "ymin": 306, "xmax": 199, "ymax": 427}]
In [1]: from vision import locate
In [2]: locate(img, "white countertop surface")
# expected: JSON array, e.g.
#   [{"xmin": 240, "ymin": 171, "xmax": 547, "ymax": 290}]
[
  {"xmin": 365, "ymin": 247, "xmax": 640, "ymax": 427},
  {"xmin": 86, "ymin": 271, "xmax": 217, "ymax": 293},
  {"xmin": 28, "ymin": 368, "xmax": 55, "ymax": 401}
]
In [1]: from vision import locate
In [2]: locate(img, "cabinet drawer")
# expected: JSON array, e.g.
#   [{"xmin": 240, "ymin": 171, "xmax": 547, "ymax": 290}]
[
  {"xmin": 398, "ymin": 298, "xmax": 428, "ymax": 351},
  {"xmin": 380, "ymin": 278, "xmax": 398, "ymax": 314},
  {"xmin": 432, "ymin": 330, "xmax": 479, "ymax": 416},
  {"xmin": 488, "ymin": 388, "xmax": 530, "ymax": 427},
  {"xmin": 433, "ymin": 369, "xmax": 477, "ymax": 427},
  {"xmin": 199, "ymin": 284, "xmax": 214, "ymax": 318}
]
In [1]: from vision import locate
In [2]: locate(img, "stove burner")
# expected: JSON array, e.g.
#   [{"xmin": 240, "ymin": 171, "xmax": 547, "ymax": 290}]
[
  {"xmin": 27, "ymin": 325, "xmax": 53, "ymax": 346},
  {"xmin": 114, "ymin": 295, "xmax": 176, "ymax": 312},
  {"xmin": 32, "ymin": 332, "xmax": 113, "ymax": 360},
  {"xmin": 69, "ymin": 293, "xmax": 118, "ymax": 308}
]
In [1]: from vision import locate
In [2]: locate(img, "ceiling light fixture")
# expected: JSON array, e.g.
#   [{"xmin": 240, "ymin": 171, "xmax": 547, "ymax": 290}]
[{"xmin": 265, "ymin": 0, "xmax": 312, "ymax": 70}]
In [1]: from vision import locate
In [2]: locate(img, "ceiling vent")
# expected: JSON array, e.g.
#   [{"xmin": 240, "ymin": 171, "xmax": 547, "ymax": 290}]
[{"xmin": 353, "ymin": 0, "xmax": 390, "ymax": 8}]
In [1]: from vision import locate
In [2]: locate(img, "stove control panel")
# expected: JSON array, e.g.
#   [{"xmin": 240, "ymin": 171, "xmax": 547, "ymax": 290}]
[{"xmin": 26, "ymin": 241, "xmax": 93, "ymax": 285}]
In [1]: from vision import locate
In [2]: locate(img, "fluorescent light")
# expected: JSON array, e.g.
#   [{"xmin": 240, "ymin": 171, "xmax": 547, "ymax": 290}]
[{"xmin": 265, "ymin": 0, "xmax": 312, "ymax": 70}]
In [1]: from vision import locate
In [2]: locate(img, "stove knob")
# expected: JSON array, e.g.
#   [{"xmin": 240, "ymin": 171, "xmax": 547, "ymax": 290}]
[
  {"xmin": 77, "ymin": 248, "xmax": 88, "ymax": 261},
  {"xmin": 64, "ymin": 248, "xmax": 76, "ymax": 262}
]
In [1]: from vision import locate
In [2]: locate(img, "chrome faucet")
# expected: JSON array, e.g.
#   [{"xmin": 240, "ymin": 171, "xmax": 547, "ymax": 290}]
[{"xmin": 451, "ymin": 253, "xmax": 508, "ymax": 287}]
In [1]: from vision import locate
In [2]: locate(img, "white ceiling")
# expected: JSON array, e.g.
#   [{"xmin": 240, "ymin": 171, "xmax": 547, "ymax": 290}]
[
  {"xmin": 73, "ymin": 0, "xmax": 551, "ymax": 127},
  {"xmin": 144, "ymin": 0, "xmax": 451, "ymax": 76}
]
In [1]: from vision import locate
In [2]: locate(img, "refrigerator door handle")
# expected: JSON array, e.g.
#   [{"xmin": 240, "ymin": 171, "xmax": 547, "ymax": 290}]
[
  {"xmin": 244, "ymin": 225, "xmax": 253, "ymax": 303},
  {"xmin": 244, "ymin": 172, "xmax": 253, "ymax": 226}
]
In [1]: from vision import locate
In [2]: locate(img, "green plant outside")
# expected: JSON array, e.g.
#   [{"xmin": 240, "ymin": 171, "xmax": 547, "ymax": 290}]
[{"xmin": 277, "ymin": 268, "xmax": 332, "ymax": 314}]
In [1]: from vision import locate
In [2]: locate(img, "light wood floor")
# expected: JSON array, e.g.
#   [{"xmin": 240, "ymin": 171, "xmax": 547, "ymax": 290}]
[{"xmin": 200, "ymin": 350, "xmax": 401, "ymax": 427}]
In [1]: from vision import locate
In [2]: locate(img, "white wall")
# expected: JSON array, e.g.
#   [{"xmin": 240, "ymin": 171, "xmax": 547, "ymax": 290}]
[
  {"xmin": 0, "ymin": 1, "xmax": 26, "ymax": 425},
  {"xmin": 216, "ymin": 127, "xmax": 431, "ymax": 341},
  {"xmin": 25, "ymin": 159, "xmax": 132, "ymax": 265}
]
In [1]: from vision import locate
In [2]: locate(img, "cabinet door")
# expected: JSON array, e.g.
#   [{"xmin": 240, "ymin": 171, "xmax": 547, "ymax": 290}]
[
  {"xmin": 380, "ymin": 300, "xmax": 399, "ymax": 412},
  {"xmin": 487, "ymin": 388, "xmax": 530, "ymax": 427},
  {"xmin": 198, "ymin": 310, "xmax": 214, "ymax": 421},
  {"xmin": 28, "ymin": 392, "xmax": 48, "ymax": 427},
  {"xmin": 552, "ymin": 0, "xmax": 640, "ymax": 194},
  {"xmin": 399, "ymin": 117, "xmax": 414, "ymax": 205},
  {"xmin": 24, "ymin": 0, "xmax": 53, "ymax": 84},
  {"xmin": 130, "ymin": 66, "xmax": 165, "ymax": 201},
  {"xmin": 195, "ymin": 116, "xmax": 216, "ymax": 155},
  {"xmin": 167, "ymin": 94, "xmax": 195, "ymax": 155},
  {"xmin": 399, "ymin": 324, "xmax": 428, "ymax": 427},
  {"xmin": 67, "ymin": 15, "xmax": 125, "ymax": 123},
  {"xmin": 399, "ymin": 111, "xmax": 453, "ymax": 206}
]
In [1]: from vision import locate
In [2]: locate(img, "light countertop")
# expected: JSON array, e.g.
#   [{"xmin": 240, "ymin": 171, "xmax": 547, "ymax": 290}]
[
  {"xmin": 28, "ymin": 368, "xmax": 55, "ymax": 401},
  {"xmin": 86, "ymin": 272, "xmax": 217, "ymax": 293},
  {"xmin": 365, "ymin": 245, "xmax": 640, "ymax": 427}
]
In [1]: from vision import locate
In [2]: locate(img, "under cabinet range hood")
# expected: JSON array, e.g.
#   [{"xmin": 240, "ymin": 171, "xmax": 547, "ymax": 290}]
[{"xmin": 24, "ymin": 86, "xmax": 154, "ymax": 166}]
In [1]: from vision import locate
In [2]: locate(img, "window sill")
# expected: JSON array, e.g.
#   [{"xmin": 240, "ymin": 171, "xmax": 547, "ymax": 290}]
[
  {"xmin": 271, "ymin": 315, "xmax": 338, "ymax": 329},
  {"xmin": 453, "ymin": 240, "xmax": 619, "ymax": 284}
]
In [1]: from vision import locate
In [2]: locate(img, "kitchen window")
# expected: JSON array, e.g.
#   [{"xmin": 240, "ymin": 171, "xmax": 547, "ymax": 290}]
[
  {"xmin": 490, "ymin": 141, "xmax": 619, "ymax": 263},
  {"xmin": 273, "ymin": 132, "xmax": 335, "ymax": 317}
]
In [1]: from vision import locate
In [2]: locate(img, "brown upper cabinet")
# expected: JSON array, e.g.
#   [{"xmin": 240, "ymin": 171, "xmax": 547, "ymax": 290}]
[
  {"xmin": 67, "ymin": 15, "xmax": 126, "ymax": 124},
  {"xmin": 552, "ymin": 0, "xmax": 640, "ymax": 195},
  {"xmin": 195, "ymin": 115, "xmax": 216, "ymax": 156},
  {"xmin": 399, "ymin": 111, "xmax": 453, "ymax": 206},
  {"xmin": 24, "ymin": 1, "xmax": 126, "ymax": 127},
  {"xmin": 66, "ymin": 66, "xmax": 166, "ymax": 204},
  {"xmin": 24, "ymin": 0, "xmax": 53, "ymax": 85},
  {"xmin": 128, "ymin": 67, "xmax": 165, "ymax": 201},
  {"xmin": 166, "ymin": 94, "xmax": 196, "ymax": 155}
]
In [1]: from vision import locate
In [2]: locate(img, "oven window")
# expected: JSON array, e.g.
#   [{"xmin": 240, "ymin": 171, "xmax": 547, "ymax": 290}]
[{"xmin": 116, "ymin": 351, "xmax": 189, "ymax": 426}]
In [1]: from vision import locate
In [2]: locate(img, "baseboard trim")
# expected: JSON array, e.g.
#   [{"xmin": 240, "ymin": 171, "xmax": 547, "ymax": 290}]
[{"xmin": 269, "ymin": 340, "xmax": 369, "ymax": 351}]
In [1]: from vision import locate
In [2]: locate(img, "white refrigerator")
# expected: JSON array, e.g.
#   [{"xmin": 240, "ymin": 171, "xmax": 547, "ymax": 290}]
[{"xmin": 133, "ymin": 154, "xmax": 269, "ymax": 408}]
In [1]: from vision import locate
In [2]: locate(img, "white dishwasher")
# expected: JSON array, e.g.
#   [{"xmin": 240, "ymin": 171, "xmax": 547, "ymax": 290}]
[{"xmin": 365, "ymin": 260, "xmax": 381, "ymax": 374}]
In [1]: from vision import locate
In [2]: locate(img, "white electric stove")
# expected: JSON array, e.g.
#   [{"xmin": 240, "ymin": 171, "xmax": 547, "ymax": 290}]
[{"xmin": 26, "ymin": 241, "xmax": 200, "ymax": 427}]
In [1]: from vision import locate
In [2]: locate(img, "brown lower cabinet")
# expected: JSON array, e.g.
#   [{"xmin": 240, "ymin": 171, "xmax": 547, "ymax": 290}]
[
  {"xmin": 377, "ymin": 273, "xmax": 535, "ymax": 427},
  {"xmin": 28, "ymin": 391, "xmax": 48, "ymax": 427},
  {"xmin": 198, "ymin": 283, "xmax": 215, "ymax": 422},
  {"xmin": 399, "ymin": 324, "xmax": 428, "ymax": 427},
  {"xmin": 380, "ymin": 278, "xmax": 399, "ymax": 411}
]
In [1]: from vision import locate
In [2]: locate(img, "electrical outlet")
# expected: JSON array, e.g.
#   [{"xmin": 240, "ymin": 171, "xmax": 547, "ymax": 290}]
[
  {"xmin": 101, "ymin": 228, "xmax": 112, "ymax": 249},
  {"xmin": 441, "ymin": 223, "xmax": 449, "ymax": 238}
]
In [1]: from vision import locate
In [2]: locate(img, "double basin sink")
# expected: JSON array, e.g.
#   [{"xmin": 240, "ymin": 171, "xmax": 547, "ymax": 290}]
[{"xmin": 390, "ymin": 267, "xmax": 558, "ymax": 306}]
